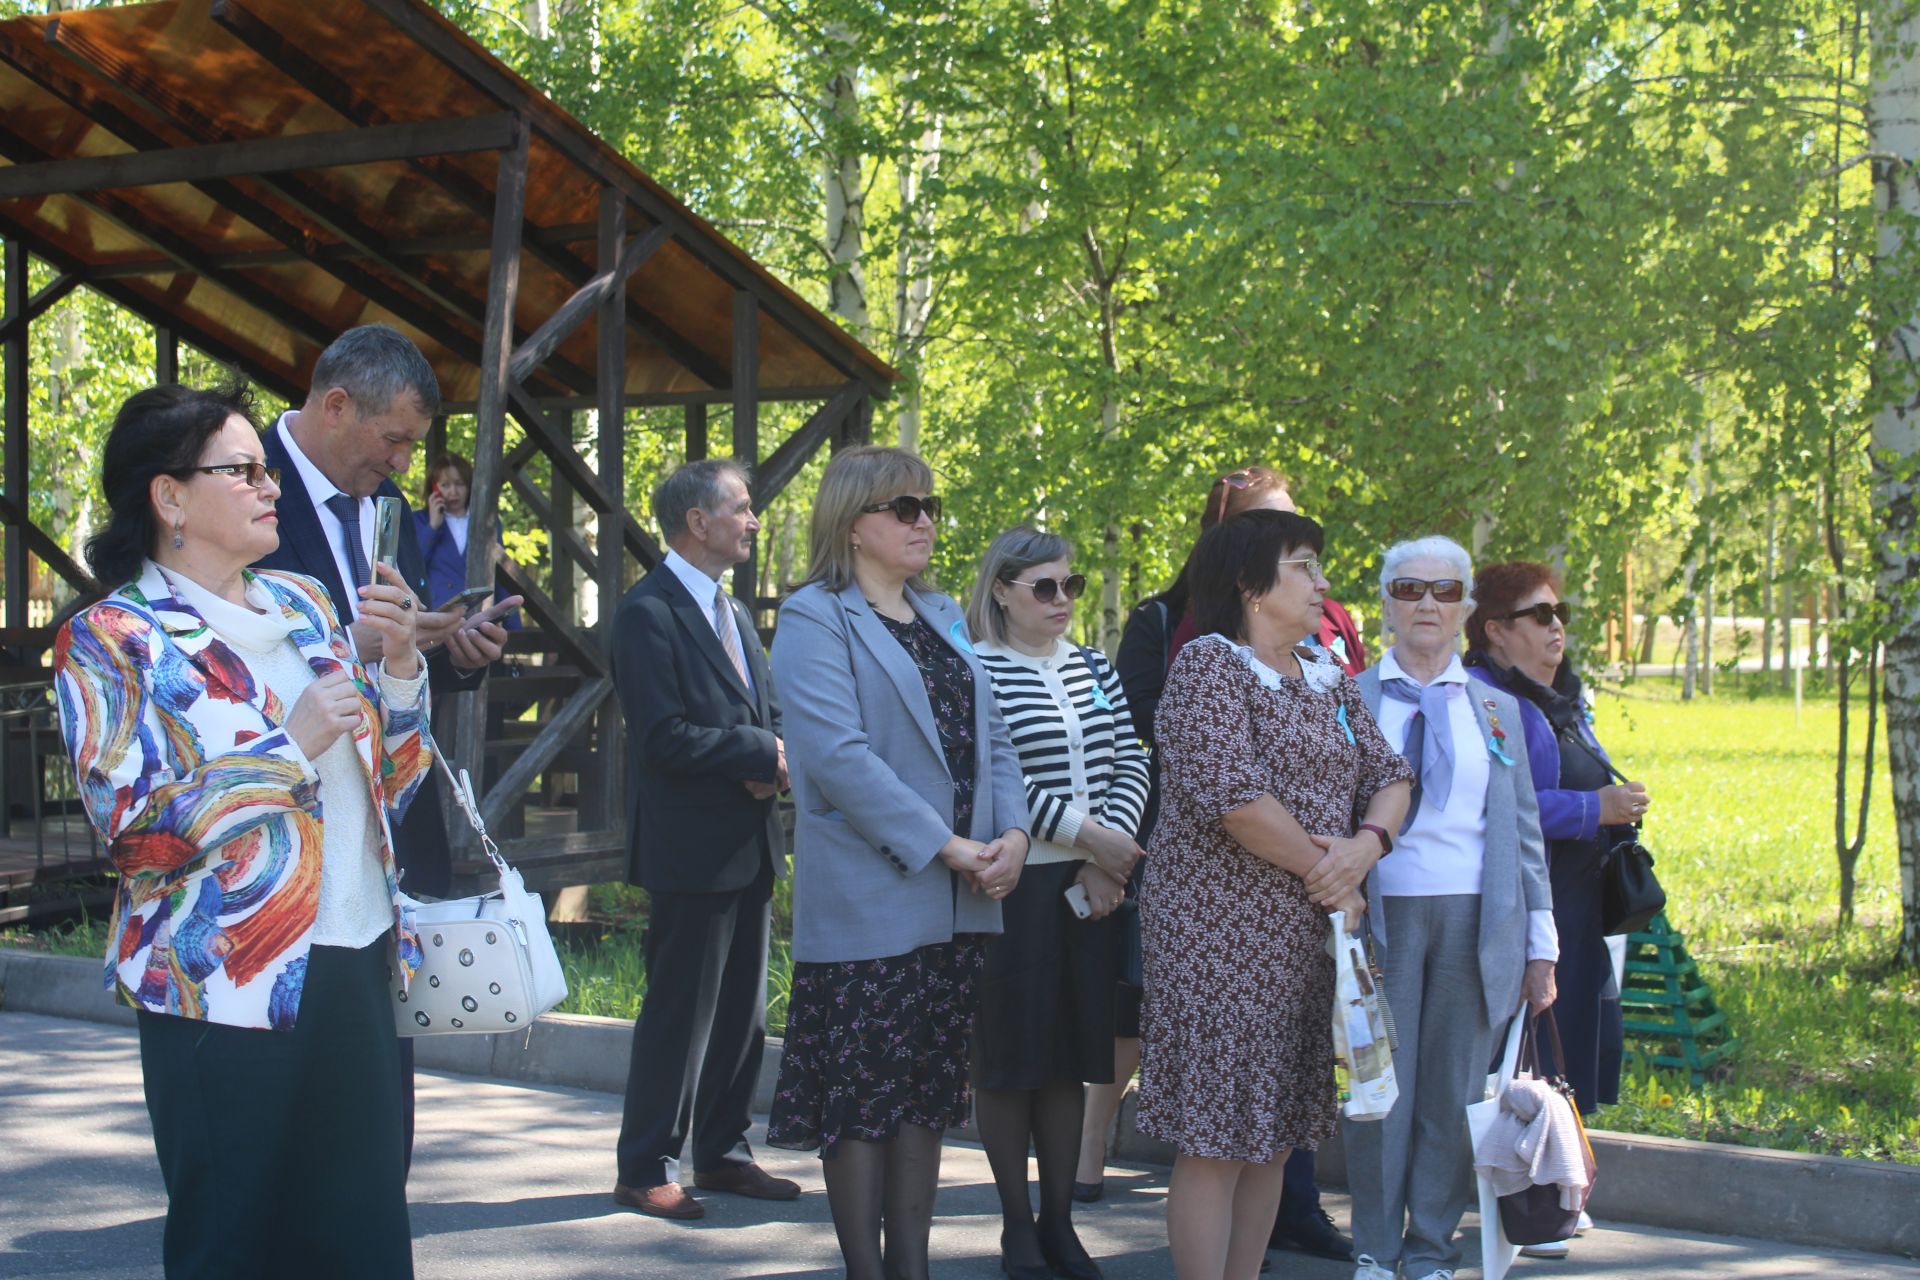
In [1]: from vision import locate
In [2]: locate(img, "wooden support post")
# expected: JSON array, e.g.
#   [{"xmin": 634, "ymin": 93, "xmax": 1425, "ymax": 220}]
[
  {"xmin": 4, "ymin": 241, "xmax": 27, "ymax": 635},
  {"xmin": 685, "ymin": 403, "xmax": 708, "ymax": 461},
  {"xmin": 593, "ymin": 188, "xmax": 628, "ymax": 830},
  {"xmin": 731, "ymin": 290, "xmax": 759, "ymax": 607},
  {"xmin": 551, "ymin": 413, "xmax": 576, "ymax": 619},
  {"xmin": 449, "ymin": 117, "xmax": 528, "ymax": 846},
  {"xmin": 154, "ymin": 324, "xmax": 178, "ymax": 385},
  {"xmin": 834, "ymin": 388, "xmax": 872, "ymax": 452},
  {"xmin": 427, "ymin": 415, "xmax": 448, "ymax": 469}
]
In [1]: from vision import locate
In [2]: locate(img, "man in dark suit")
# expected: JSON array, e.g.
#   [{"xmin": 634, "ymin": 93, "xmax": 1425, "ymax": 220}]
[
  {"xmin": 610, "ymin": 458, "xmax": 796, "ymax": 1220},
  {"xmin": 253, "ymin": 323, "xmax": 521, "ymax": 1166}
]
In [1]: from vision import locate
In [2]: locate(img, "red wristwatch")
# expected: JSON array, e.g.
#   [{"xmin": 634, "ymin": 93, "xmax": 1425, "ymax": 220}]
[{"xmin": 1358, "ymin": 822, "xmax": 1392, "ymax": 855}]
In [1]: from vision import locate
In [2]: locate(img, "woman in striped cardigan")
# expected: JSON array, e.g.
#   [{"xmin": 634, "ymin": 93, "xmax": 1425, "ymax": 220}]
[{"xmin": 965, "ymin": 527, "xmax": 1152, "ymax": 1280}]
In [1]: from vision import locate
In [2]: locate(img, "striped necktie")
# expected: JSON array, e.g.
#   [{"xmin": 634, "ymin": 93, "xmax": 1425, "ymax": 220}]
[{"xmin": 714, "ymin": 583, "xmax": 748, "ymax": 686}]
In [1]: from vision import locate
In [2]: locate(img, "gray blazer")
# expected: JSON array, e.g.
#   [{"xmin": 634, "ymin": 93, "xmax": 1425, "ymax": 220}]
[
  {"xmin": 771, "ymin": 581, "xmax": 1030, "ymax": 963},
  {"xmin": 1356, "ymin": 665, "xmax": 1552, "ymax": 1024}
]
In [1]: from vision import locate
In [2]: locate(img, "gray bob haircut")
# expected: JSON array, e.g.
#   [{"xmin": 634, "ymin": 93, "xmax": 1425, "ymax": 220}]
[
  {"xmin": 307, "ymin": 323, "xmax": 442, "ymax": 418},
  {"xmin": 653, "ymin": 457, "xmax": 751, "ymax": 542},
  {"xmin": 800, "ymin": 445, "xmax": 936, "ymax": 592},
  {"xmin": 1379, "ymin": 534, "xmax": 1476, "ymax": 610},
  {"xmin": 966, "ymin": 526, "xmax": 1074, "ymax": 644}
]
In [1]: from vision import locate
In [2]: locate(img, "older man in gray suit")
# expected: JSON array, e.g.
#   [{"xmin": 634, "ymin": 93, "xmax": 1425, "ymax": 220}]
[{"xmin": 1345, "ymin": 535, "xmax": 1556, "ymax": 1280}]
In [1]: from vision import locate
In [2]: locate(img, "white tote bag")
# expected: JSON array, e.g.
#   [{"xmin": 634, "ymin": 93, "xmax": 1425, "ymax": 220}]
[
  {"xmin": 1466, "ymin": 1003, "xmax": 1530, "ymax": 1280},
  {"xmin": 1328, "ymin": 910, "xmax": 1398, "ymax": 1121},
  {"xmin": 390, "ymin": 748, "xmax": 567, "ymax": 1036}
]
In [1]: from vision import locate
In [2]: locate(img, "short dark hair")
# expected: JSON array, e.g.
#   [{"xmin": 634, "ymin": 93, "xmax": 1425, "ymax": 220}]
[
  {"xmin": 308, "ymin": 323, "xmax": 441, "ymax": 419},
  {"xmin": 1466, "ymin": 561, "xmax": 1561, "ymax": 655},
  {"xmin": 86, "ymin": 381, "xmax": 261, "ymax": 588},
  {"xmin": 653, "ymin": 458, "xmax": 751, "ymax": 542},
  {"xmin": 1187, "ymin": 509, "xmax": 1325, "ymax": 642}
]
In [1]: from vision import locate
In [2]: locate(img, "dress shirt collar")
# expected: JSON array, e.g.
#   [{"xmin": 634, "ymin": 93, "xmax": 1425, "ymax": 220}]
[
  {"xmin": 1380, "ymin": 646, "xmax": 1468, "ymax": 689},
  {"xmin": 662, "ymin": 546, "xmax": 725, "ymax": 606},
  {"xmin": 274, "ymin": 411, "xmax": 354, "ymax": 511},
  {"xmin": 972, "ymin": 635, "xmax": 1072, "ymax": 668}
]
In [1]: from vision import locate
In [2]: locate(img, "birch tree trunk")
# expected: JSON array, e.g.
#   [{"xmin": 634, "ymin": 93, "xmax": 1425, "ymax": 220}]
[
  {"xmin": 823, "ymin": 26, "xmax": 869, "ymax": 344},
  {"xmin": 1869, "ymin": 0, "xmax": 1920, "ymax": 967},
  {"xmin": 1702, "ymin": 422, "xmax": 1715, "ymax": 695},
  {"xmin": 1682, "ymin": 432, "xmax": 1702, "ymax": 700},
  {"xmin": 1763, "ymin": 495, "xmax": 1777, "ymax": 675},
  {"xmin": 893, "ymin": 104, "xmax": 943, "ymax": 451}
]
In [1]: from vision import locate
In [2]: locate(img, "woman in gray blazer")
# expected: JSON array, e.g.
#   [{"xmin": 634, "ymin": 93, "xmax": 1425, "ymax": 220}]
[
  {"xmin": 767, "ymin": 445, "xmax": 1030, "ymax": 1280},
  {"xmin": 1347, "ymin": 535, "xmax": 1556, "ymax": 1280}
]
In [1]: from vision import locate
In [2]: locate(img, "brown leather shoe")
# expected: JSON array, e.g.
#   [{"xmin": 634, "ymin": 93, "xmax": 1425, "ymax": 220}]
[
  {"xmin": 692, "ymin": 1162, "xmax": 801, "ymax": 1201},
  {"xmin": 612, "ymin": 1181, "xmax": 705, "ymax": 1219}
]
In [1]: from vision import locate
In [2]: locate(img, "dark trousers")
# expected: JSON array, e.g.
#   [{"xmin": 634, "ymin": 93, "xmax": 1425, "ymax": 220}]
[
  {"xmin": 137, "ymin": 935, "xmax": 412, "ymax": 1280},
  {"xmin": 616, "ymin": 863, "xmax": 774, "ymax": 1187},
  {"xmin": 1544, "ymin": 842, "xmax": 1624, "ymax": 1113}
]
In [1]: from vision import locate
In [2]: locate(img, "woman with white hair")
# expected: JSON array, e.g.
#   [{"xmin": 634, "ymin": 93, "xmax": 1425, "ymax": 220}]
[{"xmin": 1346, "ymin": 535, "xmax": 1558, "ymax": 1280}]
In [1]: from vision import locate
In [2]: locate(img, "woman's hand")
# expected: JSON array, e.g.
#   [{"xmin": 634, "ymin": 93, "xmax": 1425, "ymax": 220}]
[
  {"xmin": 356, "ymin": 562, "xmax": 422, "ymax": 680},
  {"xmin": 972, "ymin": 829, "xmax": 1030, "ymax": 899},
  {"xmin": 1599, "ymin": 781, "xmax": 1651, "ymax": 825},
  {"xmin": 1323, "ymin": 885, "xmax": 1367, "ymax": 924},
  {"xmin": 1075, "ymin": 863, "xmax": 1127, "ymax": 920},
  {"xmin": 426, "ymin": 488, "xmax": 446, "ymax": 528},
  {"xmin": 1076, "ymin": 820, "xmax": 1144, "ymax": 882},
  {"xmin": 938, "ymin": 835, "xmax": 990, "ymax": 876},
  {"xmin": 1302, "ymin": 830, "xmax": 1384, "ymax": 906},
  {"xmin": 286, "ymin": 668, "xmax": 364, "ymax": 760},
  {"xmin": 1523, "ymin": 958, "xmax": 1558, "ymax": 1014}
]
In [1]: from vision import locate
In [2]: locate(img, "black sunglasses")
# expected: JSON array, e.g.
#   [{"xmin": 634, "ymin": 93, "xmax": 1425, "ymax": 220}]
[
  {"xmin": 1387, "ymin": 577, "xmax": 1465, "ymax": 603},
  {"xmin": 187, "ymin": 462, "xmax": 280, "ymax": 489},
  {"xmin": 862, "ymin": 494, "xmax": 942, "ymax": 524},
  {"xmin": 1008, "ymin": 573, "xmax": 1087, "ymax": 603},
  {"xmin": 1503, "ymin": 601, "xmax": 1571, "ymax": 627}
]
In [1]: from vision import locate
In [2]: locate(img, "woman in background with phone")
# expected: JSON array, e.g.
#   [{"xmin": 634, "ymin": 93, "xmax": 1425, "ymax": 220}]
[
  {"xmin": 416, "ymin": 451, "xmax": 518, "ymax": 628},
  {"xmin": 964, "ymin": 526, "xmax": 1150, "ymax": 1280}
]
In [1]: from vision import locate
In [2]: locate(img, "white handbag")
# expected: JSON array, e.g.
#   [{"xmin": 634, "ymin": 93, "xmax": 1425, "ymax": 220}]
[
  {"xmin": 1466, "ymin": 1003, "xmax": 1530, "ymax": 1280},
  {"xmin": 390, "ymin": 745, "xmax": 567, "ymax": 1036}
]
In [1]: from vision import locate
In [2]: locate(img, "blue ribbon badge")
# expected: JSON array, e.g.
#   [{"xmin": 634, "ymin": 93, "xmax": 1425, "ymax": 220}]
[
  {"xmin": 1487, "ymin": 712, "xmax": 1516, "ymax": 766},
  {"xmin": 1089, "ymin": 678, "xmax": 1114, "ymax": 711},
  {"xmin": 1335, "ymin": 703, "xmax": 1357, "ymax": 745},
  {"xmin": 948, "ymin": 620, "xmax": 976, "ymax": 655}
]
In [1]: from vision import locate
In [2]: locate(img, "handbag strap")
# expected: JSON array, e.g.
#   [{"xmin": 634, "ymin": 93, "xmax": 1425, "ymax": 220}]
[{"xmin": 418, "ymin": 721, "xmax": 510, "ymax": 879}]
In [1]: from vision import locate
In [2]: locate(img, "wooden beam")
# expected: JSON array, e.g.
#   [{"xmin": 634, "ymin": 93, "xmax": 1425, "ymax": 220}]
[
  {"xmin": 751, "ymin": 383, "xmax": 864, "ymax": 510},
  {"xmin": 479, "ymin": 675, "xmax": 612, "ymax": 831},
  {"xmin": 154, "ymin": 324, "xmax": 177, "ymax": 385},
  {"xmin": 0, "ymin": 271, "xmax": 79, "ymax": 343},
  {"xmin": 506, "ymin": 463, "xmax": 598, "ymax": 577},
  {"xmin": 0, "ymin": 492, "xmax": 94, "ymax": 596},
  {"xmin": 0, "ymin": 114, "xmax": 519, "ymax": 201},
  {"xmin": 445, "ymin": 385, "xmax": 860, "ymax": 413},
  {"xmin": 3, "ymin": 241, "xmax": 26, "ymax": 632},
  {"xmin": 594, "ymin": 187, "xmax": 628, "ymax": 831},
  {"xmin": 506, "ymin": 388, "xmax": 664, "ymax": 567},
  {"xmin": 837, "ymin": 388, "xmax": 873, "ymax": 451},
  {"xmin": 684, "ymin": 403, "xmax": 708, "ymax": 461},
  {"xmin": 209, "ymin": 0, "xmax": 731, "ymax": 393},
  {"xmin": 507, "ymin": 223, "xmax": 667, "ymax": 387},
  {"xmin": 731, "ymin": 291, "xmax": 759, "ymax": 604},
  {"xmin": 495, "ymin": 558, "xmax": 607, "ymax": 676}
]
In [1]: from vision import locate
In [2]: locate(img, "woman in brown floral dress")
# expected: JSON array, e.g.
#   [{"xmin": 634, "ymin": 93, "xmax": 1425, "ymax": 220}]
[{"xmin": 1138, "ymin": 509, "xmax": 1411, "ymax": 1280}]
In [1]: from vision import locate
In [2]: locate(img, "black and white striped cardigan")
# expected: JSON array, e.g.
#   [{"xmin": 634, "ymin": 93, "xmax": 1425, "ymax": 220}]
[{"xmin": 973, "ymin": 639, "xmax": 1152, "ymax": 855}]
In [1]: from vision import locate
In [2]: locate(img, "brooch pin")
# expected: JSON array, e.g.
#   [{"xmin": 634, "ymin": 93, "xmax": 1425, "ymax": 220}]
[
  {"xmin": 1336, "ymin": 703, "xmax": 1357, "ymax": 745},
  {"xmin": 1487, "ymin": 712, "xmax": 1516, "ymax": 766},
  {"xmin": 1089, "ymin": 680, "xmax": 1114, "ymax": 712}
]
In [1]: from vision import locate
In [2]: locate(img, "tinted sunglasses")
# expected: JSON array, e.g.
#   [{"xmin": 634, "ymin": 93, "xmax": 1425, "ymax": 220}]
[
  {"xmin": 1008, "ymin": 573, "xmax": 1087, "ymax": 603},
  {"xmin": 1503, "ymin": 601, "xmax": 1571, "ymax": 627},
  {"xmin": 862, "ymin": 493, "xmax": 942, "ymax": 524},
  {"xmin": 1386, "ymin": 577, "xmax": 1465, "ymax": 603},
  {"xmin": 187, "ymin": 462, "xmax": 280, "ymax": 489}
]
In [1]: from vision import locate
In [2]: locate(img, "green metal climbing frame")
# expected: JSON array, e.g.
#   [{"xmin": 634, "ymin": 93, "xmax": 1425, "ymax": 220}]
[{"xmin": 1619, "ymin": 911, "xmax": 1737, "ymax": 1084}]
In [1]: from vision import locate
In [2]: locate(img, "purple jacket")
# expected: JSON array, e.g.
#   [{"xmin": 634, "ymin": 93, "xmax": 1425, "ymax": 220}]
[{"xmin": 1470, "ymin": 660, "xmax": 1606, "ymax": 845}]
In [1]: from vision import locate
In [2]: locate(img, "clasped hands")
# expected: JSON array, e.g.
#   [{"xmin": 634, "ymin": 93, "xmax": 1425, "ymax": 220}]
[
  {"xmin": 1303, "ymin": 828, "xmax": 1386, "ymax": 922},
  {"xmin": 743, "ymin": 738, "xmax": 790, "ymax": 800},
  {"xmin": 939, "ymin": 829, "xmax": 1030, "ymax": 899}
]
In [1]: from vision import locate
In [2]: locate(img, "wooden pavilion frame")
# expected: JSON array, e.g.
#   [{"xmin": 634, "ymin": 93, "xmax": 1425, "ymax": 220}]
[{"xmin": 0, "ymin": 0, "xmax": 895, "ymax": 894}]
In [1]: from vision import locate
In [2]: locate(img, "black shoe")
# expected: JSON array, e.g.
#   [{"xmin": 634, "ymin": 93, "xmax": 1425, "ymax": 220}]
[
  {"xmin": 1038, "ymin": 1229, "xmax": 1103, "ymax": 1280},
  {"xmin": 1001, "ymin": 1257, "xmax": 1051, "ymax": 1280},
  {"xmin": 1070, "ymin": 1179, "xmax": 1105, "ymax": 1203},
  {"xmin": 1269, "ymin": 1203, "xmax": 1354, "ymax": 1262}
]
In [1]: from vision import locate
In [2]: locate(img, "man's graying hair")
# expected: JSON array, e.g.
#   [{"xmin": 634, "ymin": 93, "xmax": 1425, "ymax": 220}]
[
  {"xmin": 308, "ymin": 324, "xmax": 442, "ymax": 418},
  {"xmin": 654, "ymin": 458, "xmax": 752, "ymax": 542}
]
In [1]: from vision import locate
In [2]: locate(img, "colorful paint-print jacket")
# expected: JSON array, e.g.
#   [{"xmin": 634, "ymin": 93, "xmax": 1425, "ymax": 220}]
[{"xmin": 52, "ymin": 562, "xmax": 431, "ymax": 1030}]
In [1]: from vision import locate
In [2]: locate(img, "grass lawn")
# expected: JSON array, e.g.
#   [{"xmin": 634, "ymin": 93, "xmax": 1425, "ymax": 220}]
[{"xmin": 7, "ymin": 673, "xmax": 1914, "ymax": 1165}]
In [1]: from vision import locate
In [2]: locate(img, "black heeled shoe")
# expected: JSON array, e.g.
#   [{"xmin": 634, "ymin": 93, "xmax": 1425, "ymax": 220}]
[
  {"xmin": 1001, "ymin": 1230, "xmax": 1053, "ymax": 1280},
  {"xmin": 1038, "ymin": 1230, "xmax": 1104, "ymax": 1280}
]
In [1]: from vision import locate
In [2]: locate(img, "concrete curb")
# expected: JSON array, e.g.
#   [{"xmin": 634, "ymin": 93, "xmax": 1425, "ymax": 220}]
[{"xmin": 4, "ymin": 947, "xmax": 1915, "ymax": 1259}]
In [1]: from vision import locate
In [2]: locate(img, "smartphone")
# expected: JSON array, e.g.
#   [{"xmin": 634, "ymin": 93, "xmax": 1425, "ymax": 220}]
[
  {"xmin": 371, "ymin": 496, "xmax": 402, "ymax": 571},
  {"xmin": 1063, "ymin": 882, "xmax": 1091, "ymax": 920},
  {"xmin": 434, "ymin": 585, "xmax": 495, "ymax": 617},
  {"xmin": 460, "ymin": 596, "xmax": 520, "ymax": 631}
]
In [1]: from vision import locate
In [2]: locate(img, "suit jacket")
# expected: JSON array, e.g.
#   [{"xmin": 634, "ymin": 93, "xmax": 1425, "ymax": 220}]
[
  {"xmin": 1355, "ymin": 665, "xmax": 1552, "ymax": 1025},
  {"xmin": 611, "ymin": 564, "xmax": 784, "ymax": 894},
  {"xmin": 412, "ymin": 511, "xmax": 521, "ymax": 630},
  {"xmin": 256, "ymin": 421, "xmax": 479, "ymax": 896},
  {"xmin": 52, "ymin": 562, "xmax": 430, "ymax": 1029},
  {"xmin": 771, "ymin": 581, "xmax": 1029, "ymax": 964}
]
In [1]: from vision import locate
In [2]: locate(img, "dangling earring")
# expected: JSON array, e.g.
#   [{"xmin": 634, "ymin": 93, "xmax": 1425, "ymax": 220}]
[
  {"xmin": 1253, "ymin": 599, "xmax": 1262, "ymax": 614},
  {"xmin": 171, "ymin": 520, "xmax": 184, "ymax": 550}
]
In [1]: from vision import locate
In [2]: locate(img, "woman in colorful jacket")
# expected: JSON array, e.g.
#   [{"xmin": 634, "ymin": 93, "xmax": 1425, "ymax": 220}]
[{"xmin": 53, "ymin": 382, "xmax": 431, "ymax": 1280}]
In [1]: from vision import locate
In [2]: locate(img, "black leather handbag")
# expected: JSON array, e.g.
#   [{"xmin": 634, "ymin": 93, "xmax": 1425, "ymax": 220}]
[{"xmin": 1497, "ymin": 1012, "xmax": 1594, "ymax": 1245}]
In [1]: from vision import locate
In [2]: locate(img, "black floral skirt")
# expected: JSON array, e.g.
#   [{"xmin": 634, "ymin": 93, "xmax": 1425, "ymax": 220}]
[{"xmin": 768, "ymin": 937, "xmax": 985, "ymax": 1160}]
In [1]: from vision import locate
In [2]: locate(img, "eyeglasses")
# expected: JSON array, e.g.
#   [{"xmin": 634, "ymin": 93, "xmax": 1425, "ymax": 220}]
[
  {"xmin": 1277, "ymin": 555, "xmax": 1325, "ymax": 580},
  {"xmin": 1502, "ymin": 601, "xmax": 1571, "ymax": 627},
  {"xmin": 1387, "ymin": 577, "xmax": 1465, "ymax": 603},
  {"xmin": 861, "ymin": 494, "xmax": 942, "ymax": 524},
  {"xmin": 187, "ymin": 462, "xmax": 280, "ymax": 489},
  {"xmin": 1008, "ymin": 573, "xmax": 1087, "ymax": 603}
]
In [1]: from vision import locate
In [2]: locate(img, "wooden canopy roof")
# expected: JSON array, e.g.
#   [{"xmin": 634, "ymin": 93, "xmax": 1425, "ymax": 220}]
[{"xmin": 0, "ymin": 0, "xmax": 897, "ymax": 409}]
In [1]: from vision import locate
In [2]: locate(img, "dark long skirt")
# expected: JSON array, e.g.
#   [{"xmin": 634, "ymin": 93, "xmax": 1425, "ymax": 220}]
[
  {"xmin": 972, "ymin": 860, "xmax": 1119, "ymax": 1090},
  {"xmin": 1544, "ymin": 840, "xmax": 1624, "ymax": 1113}
]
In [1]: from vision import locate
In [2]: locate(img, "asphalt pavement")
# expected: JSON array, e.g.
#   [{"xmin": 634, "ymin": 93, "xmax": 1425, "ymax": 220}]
[{"xmin": 2, "ymin": 1011, "xmax": 1914, "ymax": 1279}]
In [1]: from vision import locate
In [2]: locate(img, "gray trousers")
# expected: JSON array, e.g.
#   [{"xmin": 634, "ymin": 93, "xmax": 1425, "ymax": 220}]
[{"xmin": 1344, "ymin": 895, "xmax": 1497, "ymax": 1280}]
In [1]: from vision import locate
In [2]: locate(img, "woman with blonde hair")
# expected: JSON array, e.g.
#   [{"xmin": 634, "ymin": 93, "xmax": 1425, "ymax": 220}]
[
  {"xmin": 768, "ymin": 445, "xmax": 1031, "ymax": 1280},
  {"xmin": 966, "ymin": 526, "xmax": 1150, "ymax": 1279}
]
